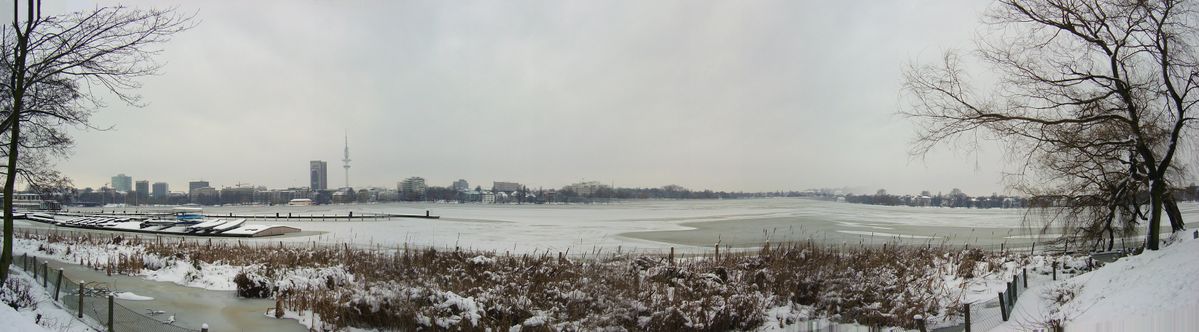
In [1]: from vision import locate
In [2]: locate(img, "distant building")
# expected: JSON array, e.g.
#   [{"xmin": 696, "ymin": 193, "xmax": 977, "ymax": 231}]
[
  {"xmin": 188, "ymin": 181, "xmax": 210, "ymax": 193},
  {"xmin": 111, "ymin": 174, "xmax": 132, "ymax": 192},
  {"xmin": 452, "ymin": 179, "xmax": 470, "ymax": 192},
  {"xmin": 481, "ymin": 191, "xmax": 496, "ymax": 204},
  {"xmin": 567, "ymin": 181, "xmax": 608, "ymax": 196},
  {"xmin": 152, "ymin": 182, "xmax": 169, "ymax": 199},
  {"xmin": 189, "ymin": 187, "xmax": 219, "ymax": 205},
  {"xmin": 220, "ymin": 186, "xmax": 255, "ymax": 205},
  {"xmin": 134, "ymin": 180, "xmax": 150, "ymax": 201},
  {"xmin": 399, "ymin": 177, "xmax": 426, "ymax": 201},
  {"xmin": 492, "ymin": 181, "xmax": 522, "ymax": 193},
  {"xmin": 310, "ymin": 160, "xmax": 328, "ymax": 190}
]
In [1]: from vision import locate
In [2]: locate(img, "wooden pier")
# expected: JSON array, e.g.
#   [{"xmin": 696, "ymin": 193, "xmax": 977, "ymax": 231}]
[{"xmin": 61, "ymin": 210, "xmax": 440, "ymax": 220}]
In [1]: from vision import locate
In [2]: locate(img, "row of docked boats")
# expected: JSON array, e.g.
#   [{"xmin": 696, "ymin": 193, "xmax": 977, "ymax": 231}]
[
  {"xmin": 179, "ymin": 218, "xmax": 245, "ymax": 234},
  {"xmin": 21, "ymin": 211, "xmax": 300, "ymax": 237}
]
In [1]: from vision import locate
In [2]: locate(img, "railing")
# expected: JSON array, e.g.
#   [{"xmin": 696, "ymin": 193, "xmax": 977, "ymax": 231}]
[{"xmin": 9, "ymin": 253, "xmax": 200, "ymax": 332}]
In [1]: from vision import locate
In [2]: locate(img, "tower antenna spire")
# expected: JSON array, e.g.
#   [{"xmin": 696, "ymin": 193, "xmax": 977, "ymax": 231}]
[{"xmin": 342, "ymin": 130, "xmax": 351, "ymax": 189}]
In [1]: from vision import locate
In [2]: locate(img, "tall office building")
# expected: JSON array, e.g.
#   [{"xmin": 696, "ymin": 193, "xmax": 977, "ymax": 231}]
[
  {"xmin": 188, "ymin": 181, "xmax": 210, "ymax": 193},
  {"xmin": 135, "ymin": 180, "xmax": 150, "ymax": 200},
  {"xmin": 310, "ymin": 160, "xmax": 328, "ymax": 190},
  {"xmin": 152, "ymin": 182, "xmax": 169, "ymax": 199},
  {"xmin": 399, "ymin": 177, "xmax": 426, "ymax": 199},
  {"xmin": 111, "ymin": 174, "xmax": 132, "ymax": 192}
]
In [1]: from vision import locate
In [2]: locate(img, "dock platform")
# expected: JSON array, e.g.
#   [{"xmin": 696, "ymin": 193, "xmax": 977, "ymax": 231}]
[{"xmin": 60, "ymin": 210, "xmax": 441, "ymax": 221}]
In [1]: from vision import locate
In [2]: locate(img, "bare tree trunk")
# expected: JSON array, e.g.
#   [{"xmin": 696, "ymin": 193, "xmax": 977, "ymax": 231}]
[
  {"xmin": 1, "ymin": 0, "xmax": 33, "ymax": 285},
  {"xmin": 1164, "ymin": 194, "xmax": 1185, "ymax": 232},
  {"xmin": 1, "ymin": 117, "xmax": 19, "ymax": 283},
  {"xmin": 1146, "ymin": 180, "xmax": 1166, "ymax": 250}
]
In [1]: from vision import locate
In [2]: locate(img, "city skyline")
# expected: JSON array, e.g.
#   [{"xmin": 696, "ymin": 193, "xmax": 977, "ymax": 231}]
[
  {"xmin": 82, "ymin": 168, "xmax": 1019, "ymax": 197},
  {"xmin": 37, "ymin": 0, "xmax": 1194, "ymax": 195}
]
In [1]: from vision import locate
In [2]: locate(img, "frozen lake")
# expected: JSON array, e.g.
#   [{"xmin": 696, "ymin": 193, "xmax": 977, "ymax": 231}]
[
  {"xmin": 25, "ymin": 196, "xmax": 1189, "ymax": 252},
  {"xmin": 43, "ymin": 198, "xmax": 1192, "ymax": 254}
]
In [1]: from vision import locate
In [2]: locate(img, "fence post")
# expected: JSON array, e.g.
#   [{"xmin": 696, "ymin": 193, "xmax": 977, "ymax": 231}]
[
  {"xmin": 915, "ymin": 314, "xmax": 926, "ymax": 332},
  {"xmin": 107, "ymin": 295, "xmax": 114, "ymax": 332},
  {"xmin": 201, "ymin": 323, "xmax": 209, "ymax": 332},
  {"xmin": 22, "ymin": 253, "xmax": 27, "ymax": 269},
  {"xmin": 1007, "ymin": 281, "xmax": 1015, "ymax": 305},
  {"xmin": 1023, "ymin": 268, "xmax": 1028, "ymax": 288},
  {"xmin": 998, "ymin": 292, "xmax": 1009, "ymax": 321},
  {"xmin": 964, "ymin": 303, "xmax": 972, "ymax": 332},
  {"xmin": 42, "ymin": 261, "xmax": 48, "ymax": 287},
  {"xmin": 54, "ymin": 269, "xmax": 63, "ymax": 301},
  {"xmin": 1053, "ymin": 262, "xmax": 1057, "ymax": 281},
  {"xmin": 77, "ymin": 281, "xmax": 84, "ymax": 318},
  {"xmin": 32, "ymin": 259, "xmax": 37, "ymax": 279}
]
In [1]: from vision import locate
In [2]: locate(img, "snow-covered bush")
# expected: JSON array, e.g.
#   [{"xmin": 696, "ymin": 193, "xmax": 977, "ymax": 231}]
[{"xmin": 1, "ymin": 277, "xmax": 35, "ymax": 310}]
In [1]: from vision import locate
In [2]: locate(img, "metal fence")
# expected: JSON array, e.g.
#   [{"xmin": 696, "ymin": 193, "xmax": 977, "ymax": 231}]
[{"xmin": 10, "ymin": 253, "xmax": 199, "ymax": 332}]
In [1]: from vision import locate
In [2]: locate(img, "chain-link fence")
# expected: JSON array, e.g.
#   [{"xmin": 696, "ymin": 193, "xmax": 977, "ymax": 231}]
[
  {"xmin": 9, "ymin": 253, "xmax": 200, "ymax": 332},
  {"xmin": 966, "ymin": 296, "xmax": 1005, "ymax": 332},
  {"xmin": 957, "ymin": 268, "xmax": 1047, "ymax": 332}
]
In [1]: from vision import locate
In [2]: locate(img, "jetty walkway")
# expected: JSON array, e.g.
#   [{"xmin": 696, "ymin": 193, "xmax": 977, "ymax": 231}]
[{"xmin": 58, "ymin": 210, "xmax": 440, "ymax": 220}]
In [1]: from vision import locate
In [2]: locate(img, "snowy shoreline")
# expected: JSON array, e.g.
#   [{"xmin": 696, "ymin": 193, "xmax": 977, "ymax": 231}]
[{"xmin": 3, "ymin": 229, "xmax": 1095, "ymax": 331}]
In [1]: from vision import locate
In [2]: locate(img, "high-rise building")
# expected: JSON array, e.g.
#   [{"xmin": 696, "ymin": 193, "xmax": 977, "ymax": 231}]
[
  {"xmin": 399, "ymin": 177, "xmax": 426, "ymax": 201},
  {"xmin": 111, "ymin": 174, "xmax": 132, "ymax": 192},
  {"xmin": 135, "ymin": 180, "xmax": 150, "ymax": 200},
  {"xmin": 152, "ymin": 182, "xmax": 169, "ymax": 199},
  {"xmin": 452, "ymin": 179, "xmax": 470, "ymax": 191},
  {"xmin": 310, "ymin": 160, "xmax": 328, "ymax": 190},
  {"xmin": 188, "ymin": 181, "xmax": 210, "ymax": 193}
]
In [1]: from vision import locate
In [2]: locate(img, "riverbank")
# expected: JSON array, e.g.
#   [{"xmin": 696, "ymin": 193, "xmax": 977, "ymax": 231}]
[
  {"xmin": 4, "ymin": 236, "xmax": 307, "ymax": 331},
  {"xmin": 4, "ymin": 229, "xmax": 1088, "ymax": 331}
]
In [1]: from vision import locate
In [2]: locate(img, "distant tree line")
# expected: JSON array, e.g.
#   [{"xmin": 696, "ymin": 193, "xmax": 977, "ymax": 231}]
[
  {"xmin": 840, "ymin": 184, "xmax": 1199, "ymax": 209},
  {"xmin": 842, "ymin": 189, "xmax": 1026, "ymax": 209}
]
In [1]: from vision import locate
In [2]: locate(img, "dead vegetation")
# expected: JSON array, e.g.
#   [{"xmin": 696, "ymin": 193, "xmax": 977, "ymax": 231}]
[{"xmin": 16, "ymin": 230, "xmax": 1031, "ymax": 331}]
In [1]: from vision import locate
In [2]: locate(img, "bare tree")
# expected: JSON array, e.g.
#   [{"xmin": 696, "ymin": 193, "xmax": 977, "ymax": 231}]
[
  {"xmin": 0, "ymin": 0, "xmax": 191, "ymax": 283},
  {"xmin": 903, "ymin": 0, "xmax": 1197, "ymax": 251}
]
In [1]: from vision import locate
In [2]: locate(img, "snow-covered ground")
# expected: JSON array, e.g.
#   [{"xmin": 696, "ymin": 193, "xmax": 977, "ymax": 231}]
[{"xmin": 994, "ymin": 233, "xmax": 1199, "ymax": 331}]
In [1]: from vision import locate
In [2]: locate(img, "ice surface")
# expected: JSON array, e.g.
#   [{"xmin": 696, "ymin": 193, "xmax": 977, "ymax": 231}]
[{"xmin": 168, "ymin": 198, "xmax": 1199, "ymax": 254}]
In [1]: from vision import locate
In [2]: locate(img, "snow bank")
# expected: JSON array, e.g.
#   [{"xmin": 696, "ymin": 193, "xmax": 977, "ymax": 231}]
[
  {"xmin": 2, "ymin": 269, "xmax": 100, "ymax": 332},
  {"xmin": 142, "ymin": 258, "xmax": 240, "ymax": 291},
  {"xmin": 113, "ymin": 292, "xmax": 154, "ymax": 301},
  {"xmin": 0, "ymin": 303, "xmax": 51, "ymax": 332},
  {"xmin": 996, "ymin": 234, "xmax": 1199, "ymax": 331}
]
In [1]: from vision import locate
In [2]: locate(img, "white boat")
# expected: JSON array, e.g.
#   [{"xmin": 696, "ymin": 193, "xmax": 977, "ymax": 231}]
[
  {"xmin": 139, "ymin": 219, "xmax": 179, "ymax": 229},
  {"xmin": 27, "ymin": 213, "xmax": 56, "ymax": 223},
  {"xmin": 186, "ymin": 219, "xmax": 228, "ymax": 233},
  {"xmin": 208, "ymin": 218, "xmax": 245, "ymax": 233}
]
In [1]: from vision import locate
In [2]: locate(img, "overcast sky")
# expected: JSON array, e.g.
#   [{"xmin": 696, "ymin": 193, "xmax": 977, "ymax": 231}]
[{"xmin": 21, "ymin": 0, "xmax": 1022, "ymax": 194}]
